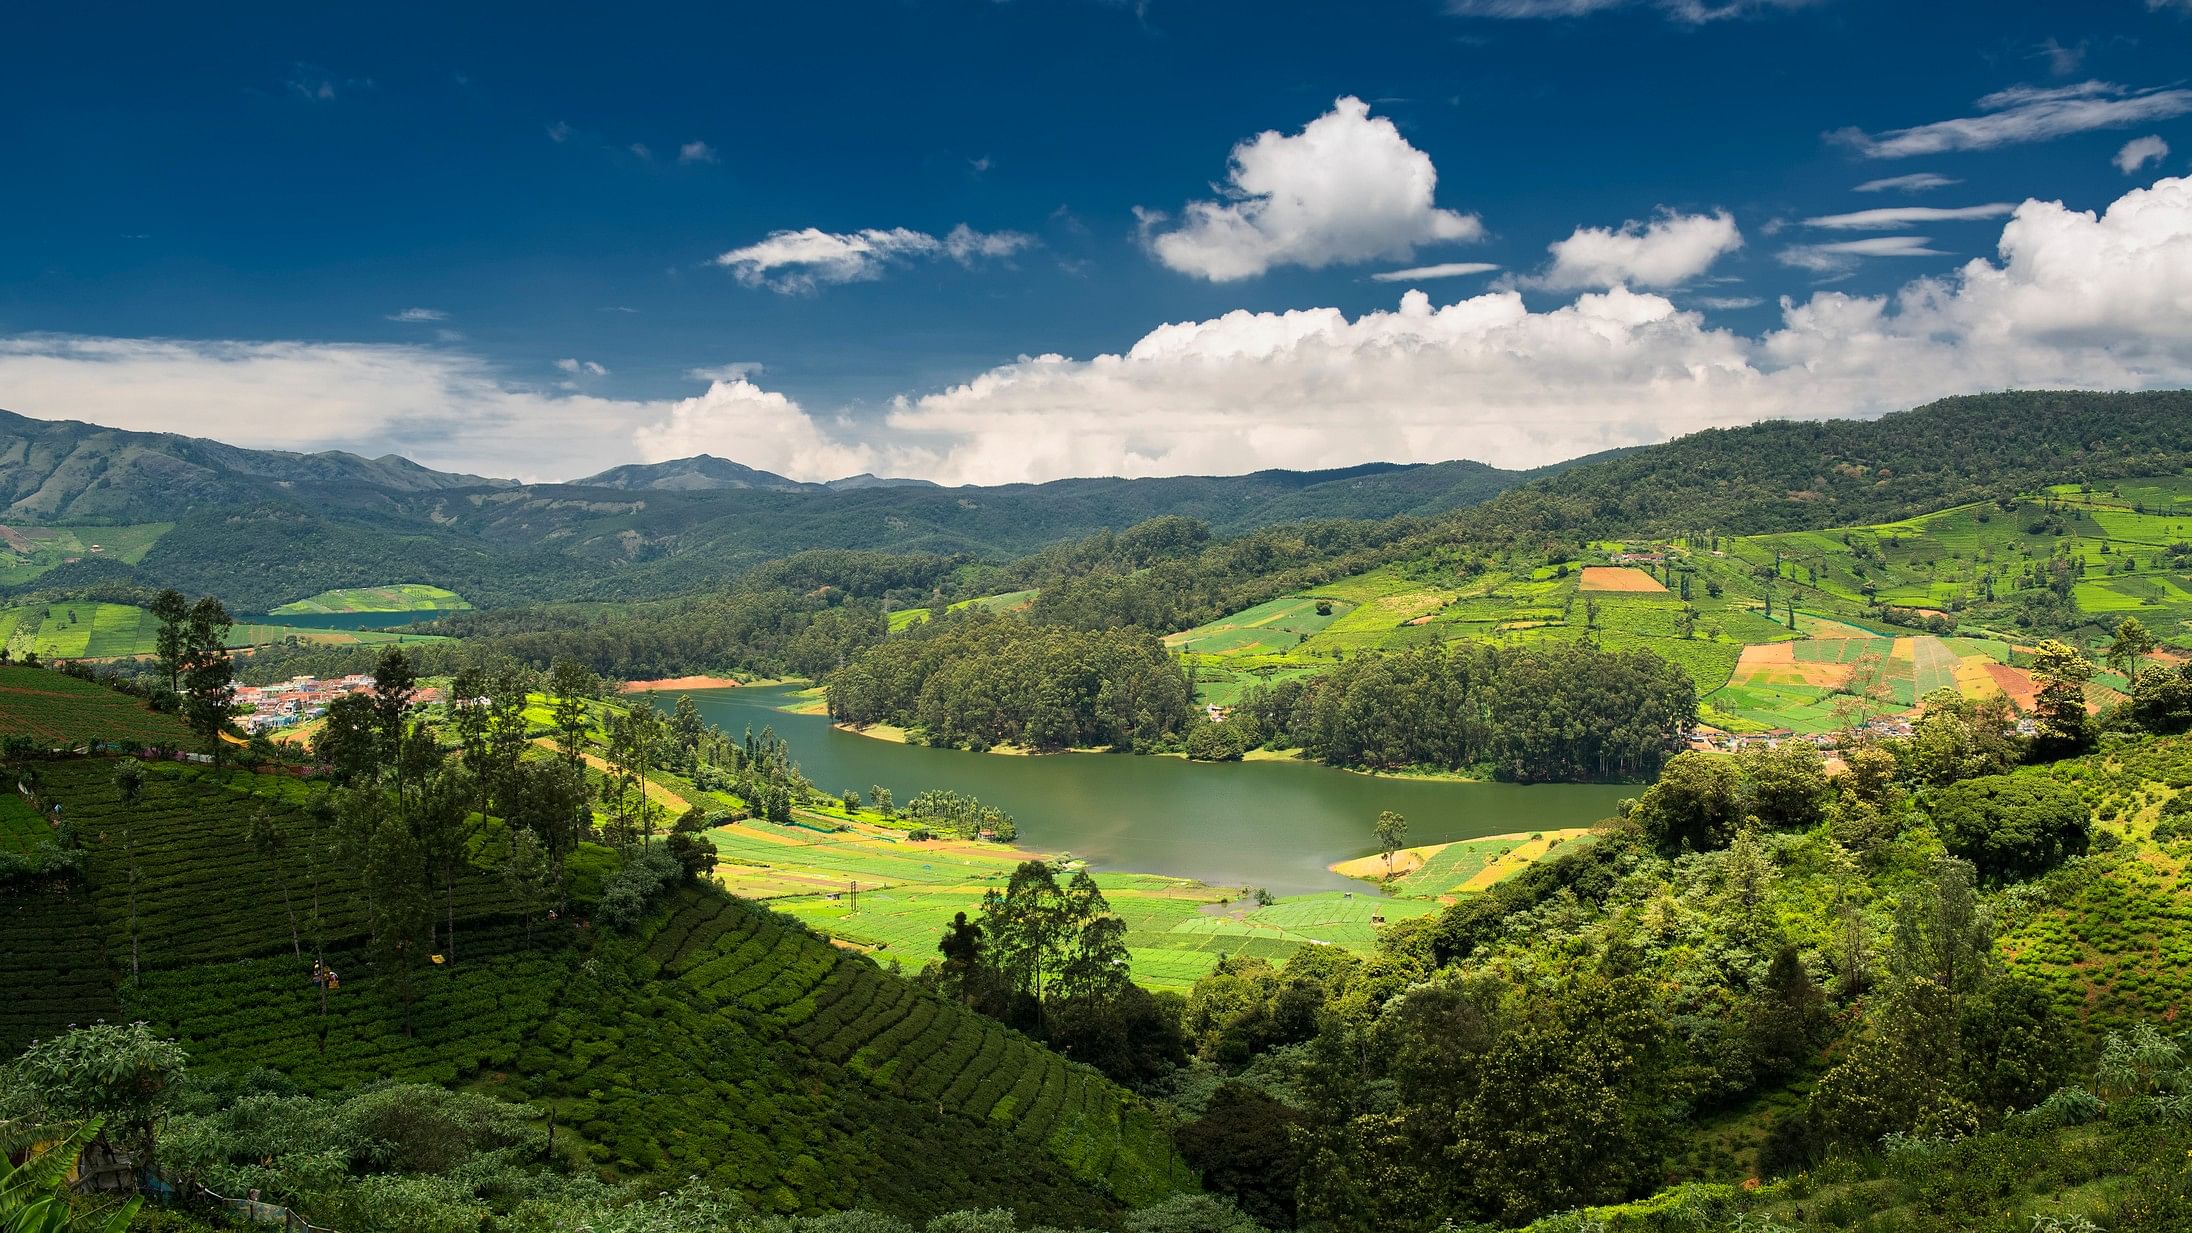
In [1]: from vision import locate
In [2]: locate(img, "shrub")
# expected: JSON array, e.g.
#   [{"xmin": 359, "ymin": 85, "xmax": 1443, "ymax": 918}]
[{"xmin": 1929, "ymin": 774, "xmax": 2090, "ymax": 882}]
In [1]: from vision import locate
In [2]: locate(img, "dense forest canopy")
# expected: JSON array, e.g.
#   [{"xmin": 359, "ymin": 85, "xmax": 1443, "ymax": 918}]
[
  {"xmin": 1237, "ymin": 640, "xmax": 1699, "ymax": 781},
  {"xmin": 827, "ymin": 611, "xmax": 1195, "ymax": 752}
]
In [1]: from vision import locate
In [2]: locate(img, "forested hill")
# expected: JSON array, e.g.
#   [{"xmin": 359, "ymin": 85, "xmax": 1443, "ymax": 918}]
[
  {"xmin": 0, "ymin": 408, "xmax": 512, "ymax": 522},
  {"xmin": 0, "ymin": 408, "xmax": 1557, "ymax": 607},
  {"xmin": 1434, "ymin": 390, "xmax": 2192, "ymax": 549}
]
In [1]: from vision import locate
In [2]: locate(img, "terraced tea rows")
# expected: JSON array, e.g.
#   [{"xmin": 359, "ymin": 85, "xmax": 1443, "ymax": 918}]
[{"xmin": 0, "ymin": 666, "xmax": 191, "ymax": 746}]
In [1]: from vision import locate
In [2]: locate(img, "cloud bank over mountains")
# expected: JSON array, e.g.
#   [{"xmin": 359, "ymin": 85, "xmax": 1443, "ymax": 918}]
[{"xmin": 4, "ymin": 176, "xmax": 2192, "ymax": 487}]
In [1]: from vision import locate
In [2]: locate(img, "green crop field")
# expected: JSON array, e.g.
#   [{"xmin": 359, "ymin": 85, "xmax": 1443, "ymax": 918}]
[
  {"xmin": 0, "ymin": 601, "xmax": 449, "ymax": 660},
  {"xmin": 268, "ymin": 584, "xmax": 472, "ymax": 614},
  {"xmin": 0, "ymin": 664, "xmax": 192, "ymax": 746}
]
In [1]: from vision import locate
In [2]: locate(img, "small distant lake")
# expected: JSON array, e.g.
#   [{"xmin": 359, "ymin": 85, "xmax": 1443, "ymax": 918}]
[
  {"xmin": 240, "ymin": 610, "xmax": 453, "ymax": 632},
  {"xmin": 662, "ymin": 683, "xmax": 1634, "ymax": 894}
]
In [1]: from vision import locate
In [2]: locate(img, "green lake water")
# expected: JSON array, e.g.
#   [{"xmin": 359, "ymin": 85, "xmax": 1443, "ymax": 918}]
[{"xmin": 666, "ymin": 684, "xmax": 1635, "ymax": 894}]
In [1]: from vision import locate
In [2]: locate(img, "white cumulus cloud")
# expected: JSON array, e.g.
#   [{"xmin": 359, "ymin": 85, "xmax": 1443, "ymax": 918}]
[
  {"xmin": 631, "ymin": 379, "xmax": 878, "ymax": 480},
  {"xmin": 1142, "ymin": 96, "xmax": 1482, "ymax": 282},
  {"xmin": 2117, "ymin": 135, "xmax": 2171, "ymax": 173},
  {"xmin": 714, "ymin": 225, "xmax": 1034, "ymax": 293},
  {"xmin": 1835, "ymin": 81, "xmax": 2192, "ymax": 158},
  {"xmin": 8, "ymin": 178, "xmax": 2192, "ymax": 489},
  {"xmin": 1523, "ymin": 210, "xmax": 1743, "ymax": 290},
  {"xmin": 885, "ymin": 176, "xmax": 2192, "ymax": 483}
]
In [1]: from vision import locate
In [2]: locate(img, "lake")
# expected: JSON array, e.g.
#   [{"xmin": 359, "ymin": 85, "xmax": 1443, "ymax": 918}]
[
  {"xmin": 239, "ymin": 610, "xmax": 450, "ymax": 632},
  {"xmin": 663, "ymin": 684, "xmax": 1635, "ymax": 894}
]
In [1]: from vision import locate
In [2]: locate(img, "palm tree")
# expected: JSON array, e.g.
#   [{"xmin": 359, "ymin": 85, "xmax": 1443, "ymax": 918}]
[{"xmin": 0, "ymin": 1120, "xmax": 141, "ymax": 1233}]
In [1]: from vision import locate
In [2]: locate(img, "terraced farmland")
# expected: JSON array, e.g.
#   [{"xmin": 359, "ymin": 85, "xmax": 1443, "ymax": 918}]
[{"xmin": 3, "ymin": 748, "xmax": 1187, "ymax": 1217}]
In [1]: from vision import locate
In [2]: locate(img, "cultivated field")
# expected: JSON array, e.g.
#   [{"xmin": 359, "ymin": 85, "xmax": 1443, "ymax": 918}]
[
  {"xmin": 0, "ymin": 664, "xmax": 191, "ymax": 746},
  {"xmin": 0, "ymin": 523, "xmax": 172, "ymax": 586}
]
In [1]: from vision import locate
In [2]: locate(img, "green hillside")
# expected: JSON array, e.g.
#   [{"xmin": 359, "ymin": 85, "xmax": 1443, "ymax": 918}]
[
  {"xmin": 0, "ymin": 756, "xmax": 1186, "ymax": 1221},
  {"xmin": 0, "ymin": 663, "xmax": 190, "ymax": 746},
  {"xmin": 269, "ymin": 583, "xmax": 473, "ymax": 614},
  {"xmin": 0, "ymin": 522, "xmax": 171, "ymax": 585}
]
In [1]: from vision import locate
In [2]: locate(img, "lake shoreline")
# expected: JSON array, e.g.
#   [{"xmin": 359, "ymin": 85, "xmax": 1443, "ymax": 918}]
[{"xmin": 832, "ymin": 719, "xmax": 1492, "ymax": 781}]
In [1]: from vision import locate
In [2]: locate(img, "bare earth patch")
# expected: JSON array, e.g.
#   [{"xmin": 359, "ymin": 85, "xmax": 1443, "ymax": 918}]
[{"xmin": 1579, "ymin": 566, "xmax": 1668, "ymax": 593}]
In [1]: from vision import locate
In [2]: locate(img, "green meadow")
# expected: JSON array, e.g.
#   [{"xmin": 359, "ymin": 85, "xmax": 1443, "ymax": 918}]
[{"xmin": 269, "ymin": 583, "xmax": 472, "ymax": 614}]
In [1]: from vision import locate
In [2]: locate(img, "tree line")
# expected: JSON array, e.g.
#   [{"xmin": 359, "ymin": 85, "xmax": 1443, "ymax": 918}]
[
  {"xmin": 826, "ymin": 611, "xmax": 1194, "ymax": 752},
  {"xmin": 1235, "ymin": 639, "xmax": 1698, "ymax": 781}
]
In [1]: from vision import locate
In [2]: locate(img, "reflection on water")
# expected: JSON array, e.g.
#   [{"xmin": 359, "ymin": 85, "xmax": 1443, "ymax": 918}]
[{"xmin": 664, "ymin": 684, "xmax": 1633, "ymax": 895}]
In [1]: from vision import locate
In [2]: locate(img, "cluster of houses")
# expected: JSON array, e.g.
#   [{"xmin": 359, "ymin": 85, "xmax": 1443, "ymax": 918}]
[
  {"xmin": 236, "ymin": 674, "xmax": 443, "ymax": 734},
  {"xmin": 1688, "ymin": 714, "xmax": 1918, "ymax": 754}
]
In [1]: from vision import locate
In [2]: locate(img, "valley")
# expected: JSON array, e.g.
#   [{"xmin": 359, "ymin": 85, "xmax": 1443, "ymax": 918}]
[{"xmin": 8, "ymin": 392, "xmax": 2192, "ymax": 1233}]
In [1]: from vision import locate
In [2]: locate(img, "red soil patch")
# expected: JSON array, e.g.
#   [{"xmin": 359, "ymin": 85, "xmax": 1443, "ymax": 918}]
[
  {"xmin": 1579, "ymin": 566, "xmax": 1668, "ymax": 593},
  {"xmin": 1985, "ymin": 661, "xmax": 2040, "ymax": 711}
]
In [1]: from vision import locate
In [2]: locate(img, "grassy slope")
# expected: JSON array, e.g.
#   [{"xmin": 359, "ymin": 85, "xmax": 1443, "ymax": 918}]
[
  {"xmin": 0, "ymin": 522, "xmax": 172, "ymax": 586},
  {"xmin": 269, "ymin": 583, "xmax": 473, "ymax": 614}
]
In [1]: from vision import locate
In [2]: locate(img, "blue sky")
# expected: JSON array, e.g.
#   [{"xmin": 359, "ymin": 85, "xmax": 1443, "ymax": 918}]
[{"xmin": 3, "ymin": 0, "xmax": 2190, "ymax": 483}]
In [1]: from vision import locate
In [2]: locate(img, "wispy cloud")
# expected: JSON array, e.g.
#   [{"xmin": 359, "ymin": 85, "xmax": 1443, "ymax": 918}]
[
  {"xmin": 546, "ymin": 121, "xmax": 574, "ymax": 143},
  {"xmin": 715, "ymin": 224, "xmax": 1035, "ymax": 293},
  {"xmin": 1833, "ymin": 81, "xmax": 2192, "ymax": 158},
  {"xmin": 1853, "ymin": 172, "xmax": 1959, "ymax": 194},
  {"xmin": 1801, "ymin": 204, "xmax": 2016, "ymax": 230},
  {"xmin": 678, "ymin": 141, "xmax": 717, "ymax": 164},
  {"xmin": 1371, "ymin": 262, "xmax": 1501, "ymax": 283},
  {"xmin": 1693, "ymin": 295, "xmax": 1762, "ymax": 309},
  {"xmin": 556, "ymin": 358, "xmax": 608, "ymax": 376},
  {"xmin": 1445, "ymin": 0, "xmax": 1813, "ymax": 21},
  {"xmin": 386, "ymin": 307, "xmax": 449, "ymax": 323},
  {"xmin": 1777, "ymin": 235, "xmax": 1946, "ymax": 273}
]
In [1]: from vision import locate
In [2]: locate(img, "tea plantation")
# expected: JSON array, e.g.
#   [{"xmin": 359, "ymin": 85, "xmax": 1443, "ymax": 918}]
[{"xmin": 0, "ymin": 755, "xmax": 1189, "ymax": 1222}]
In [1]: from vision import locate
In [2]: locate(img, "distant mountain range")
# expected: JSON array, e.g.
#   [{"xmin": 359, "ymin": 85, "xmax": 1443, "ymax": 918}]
[
  {"xmin": 0, "ymin": 409, "xmax": 511, "ymax": 522},
  {"xmin": 22, "ymin": 390, "xmax": 2186, "ymax": 613},
  {"xmin": 573, "ymin": 455, "xmax": 937, "ymax": 494},
  {"xmin": 0, "ymin": 408, "xmax": 1569, "ymax": 607}
]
